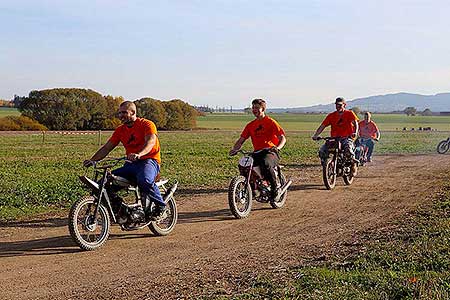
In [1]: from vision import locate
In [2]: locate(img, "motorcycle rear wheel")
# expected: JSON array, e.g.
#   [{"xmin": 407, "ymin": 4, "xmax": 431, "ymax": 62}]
[
  {"xmin": 228, "ymin": 175, "xmax": 252, "ymax": 219},
  {"xmin": 323, "ymin": 158, "xmax": 337, "ymax": 190},
  {"xmin": 68, "ymin": 196, "xmax": 111, "ymax": 251},
  {"xmin": 437, "ymin": 140, "xmax": 450, "ymax": 154},
  {"xmin": 148, "ymin": 197, "xmax": 177, "ymax": 236}
]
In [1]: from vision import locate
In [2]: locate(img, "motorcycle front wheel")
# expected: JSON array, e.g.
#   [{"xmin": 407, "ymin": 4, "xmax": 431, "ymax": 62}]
[
  {"xmin": 228, "ymin": 175, "xmax": 252, "ymax": 219},
  {"xmin": 148, "ymin": 197, "xmax": 177, "ymax": 236},
  {"xmin": 437, "ymin": 140, "xmax": 450, "ymax": 154},
  {"xmin": 68, "ymin": 196, "xmax": 111, "ymax": 251},
  {"xmin": 323, "ymin": 158, "xmax": 337, "ymax": 190},
  {"xmin": 343, "ymin": 169, "xmax": 355, "ymax": 185}
]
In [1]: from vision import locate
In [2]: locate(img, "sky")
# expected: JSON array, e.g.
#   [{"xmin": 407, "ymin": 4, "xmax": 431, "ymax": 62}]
[{"xmin": 1, "ymin": 0, "xmax": 450, "ymax": 108}]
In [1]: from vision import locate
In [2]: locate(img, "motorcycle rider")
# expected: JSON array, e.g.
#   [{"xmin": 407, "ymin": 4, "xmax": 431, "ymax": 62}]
[
  {"xmin": 356, "ymin": 112, "xmax": 380, "ymax": 162},
  {"xmin": 229, "ymin": 99, "xmax": 286, "ymax": 199},
  {"xmin": 312, "ymin": 97, "xmax": 359, "ymax": 175},
  {"xmin": 83, "ymin": 101, "xmax": 166, "ymax": 220}
]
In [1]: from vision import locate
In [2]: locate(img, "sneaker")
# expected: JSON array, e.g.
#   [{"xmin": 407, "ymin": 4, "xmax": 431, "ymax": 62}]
[
  {"xmin": 351, "ymin": 163, "xmax": 358, "ymax": 177},
  {"xmin": 151, "ymin": 205, "xmax": 167, "ymax": 221},
  {"xmin": 367, "ymin": 157, "xmax": 372, "ymax": 162},
  {"xmin": 271, "ymin": 187, "xmax": 280, "ymax": 201}
]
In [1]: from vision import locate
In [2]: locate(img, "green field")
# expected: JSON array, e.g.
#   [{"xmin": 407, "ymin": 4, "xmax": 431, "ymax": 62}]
[
  {"xmin": 197, "ymin": 113, "xmax": 450, "ymax": 131},
  {"xmin": 1, "ymin": 113, "xmax": 450, "ymax": 220},
  {"xmin": 0, "ymin": 107, "xmax": 20, "ymax": 118},
  {"xmin": 0, "ymin": 127, "xmax": 449, "ymax": 220}
]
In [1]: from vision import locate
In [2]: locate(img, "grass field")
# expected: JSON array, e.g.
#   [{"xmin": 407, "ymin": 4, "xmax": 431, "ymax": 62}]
[
  {"xmin": 0, "ymin": 107, "xmax": 20, "ymax": 118},
  {"xmin": 197, "ymin": 113, "xmax": 450, "ymax": 131},
  {"xmin": 0, "ymin": 128, "xmax": 449, "ymax": 221},
  {"xmin": 1, "ymin": 112, "xmax": 450, "ymax": 220}
]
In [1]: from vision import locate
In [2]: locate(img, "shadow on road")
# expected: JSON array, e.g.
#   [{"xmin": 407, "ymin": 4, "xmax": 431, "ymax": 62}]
[
  {"xmin": 0, "ymin": 236, "xmax": 79, "ymax": 257},
  {"xmin": 0, "ymin": 217, "xmax": 67, "ymax": 228},
  {"xmin": 178, "ymin": 208, "xmax": 234, "ymax": 224},
  {"xmin": 290, "ymin": 183, "xmax": 325, "ymax": 191}
]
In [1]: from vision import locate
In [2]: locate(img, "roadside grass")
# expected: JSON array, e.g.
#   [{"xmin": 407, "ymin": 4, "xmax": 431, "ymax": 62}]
[
  {"xmin": 0, "ymin": 130, "xmax": 449, "ymax": 221},
  {"xmin": 212, "ymin": 184, "xmax": 450, "ymax": 300}
]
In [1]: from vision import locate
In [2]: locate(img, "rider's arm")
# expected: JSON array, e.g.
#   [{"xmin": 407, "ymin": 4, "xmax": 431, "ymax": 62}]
[
  {"xmin": 276, "ymin": 134, "xmax": 286, "ymax": 150},
  {"xmin": 312, "ymin": 124, "xmax": 326, "ymax": 139},
  {"xmin": 131, "ymin": 133, "xmax": 157, "ymax": 161},
  {"xmin": 352, "ymin": 120, "xmax": 359, "ymax": 138},
  {"xmin": 86, "ymin": 140, "xmax": 118, "ymax": 165},
  {"xmin": 229, "ymin": 137, "xmax": 246, "ymax": 155},
  {"xmin": 375, "ymin": 129, "xmax": 380, "ymax": 141}
]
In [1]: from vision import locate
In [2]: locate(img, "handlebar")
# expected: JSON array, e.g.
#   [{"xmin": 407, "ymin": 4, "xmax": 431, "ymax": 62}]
[
  {"xmin": 230, "ymin": 147, "xmax": 279, "ymax": 156},
  {"xmin": 85, "ymin": 157, "xmax": 130, "ymax": 170}
]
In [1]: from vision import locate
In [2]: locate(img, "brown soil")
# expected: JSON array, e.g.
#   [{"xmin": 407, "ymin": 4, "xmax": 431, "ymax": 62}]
[{"xmin": 1, "ymin": 154, "xmax": 449, "ymax": 300}]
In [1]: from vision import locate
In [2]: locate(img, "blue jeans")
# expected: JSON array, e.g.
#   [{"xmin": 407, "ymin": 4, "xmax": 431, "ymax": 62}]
[
  {"xmin": 356, "ymin": 138, "xmax": 375, "ymax": 159},
  {"xmin": 112, "ymin": 159, "xmax": 165, "ymax": 208}
]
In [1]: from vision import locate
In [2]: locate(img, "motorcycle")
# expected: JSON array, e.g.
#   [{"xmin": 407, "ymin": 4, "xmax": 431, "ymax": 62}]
[
  {"xmin": 355, "ymin": 137, "xmax": 370, "ymax": 166},
  {"xmin": 317, "ymin": 137, "xmax": 357, "ymax": 190},
  {"xmin": 228, "ymin": 149, "xmax": 292, "ymax": 219},
  {"xmin": 437, "ymin": 138, "xmax": 450, "ymax": 154},
  {"xmin": 68, "ymin": 157, "xmax": 178, "ymax": 251}
]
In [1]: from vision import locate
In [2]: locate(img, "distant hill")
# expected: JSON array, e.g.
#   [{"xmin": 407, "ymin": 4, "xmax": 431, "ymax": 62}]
[{"xmin": 267, "ymin": 92, "xmax": 450, "ymax": 113}]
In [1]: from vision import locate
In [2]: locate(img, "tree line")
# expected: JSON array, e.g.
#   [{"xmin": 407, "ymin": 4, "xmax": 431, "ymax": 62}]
[{"xmin": 1, "ymin": 88, "xmax": 198, "ymax": 131}]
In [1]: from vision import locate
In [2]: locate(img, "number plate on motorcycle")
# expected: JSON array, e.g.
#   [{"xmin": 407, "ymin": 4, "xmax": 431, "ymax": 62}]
[{"xmin": 239, "ymin": 156, "xmax": 253, "ymax": 167}]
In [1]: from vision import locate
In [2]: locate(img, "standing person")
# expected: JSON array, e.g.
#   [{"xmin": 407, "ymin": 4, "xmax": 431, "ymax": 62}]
[
  {"xmin": 83, "ymin": 101, "xmax": 166, "ymax": 220},
  {"xmin": 312, "ymin": 97, "xmax": 359, "ymax": 175},
  {"xmin": 229, "ymin": 99, "xmax": 286, "ymax": 199},
  {"xmin": 357, "ymin": 112, "xmax": 380, "ymax": 162}
]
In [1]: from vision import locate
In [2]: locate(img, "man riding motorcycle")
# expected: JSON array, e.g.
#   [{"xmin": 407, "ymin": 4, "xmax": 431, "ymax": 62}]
[
  {"xmin": 312, "ymin": 97, "xmax": 359, "ymax": 175},
  {"xmin": 83, "ymin": 100, "xmax": 166, "ymax": 221},
  {"xmin": 356, "ymin": 112, "xmax": 380, "ymax": 162},
  {"xmin": 229, "ymin": 99, "xmax": 286, "ymax": 200}
]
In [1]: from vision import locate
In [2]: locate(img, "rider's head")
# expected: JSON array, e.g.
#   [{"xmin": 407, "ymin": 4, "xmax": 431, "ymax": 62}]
[
  {"xmin": 251, "ymin": 98, "xmax": 266, "ymax": 119},
  {"xmin": 335, "ymin": 97, "xmax": 346, "ymax": 112},
  {"xmin": 364, "ymin": 112, "xmax": 371, "ymax": 121},
  {"xmin": 118, "ymin": 101, "xmax": 137, "ymax": 125}
]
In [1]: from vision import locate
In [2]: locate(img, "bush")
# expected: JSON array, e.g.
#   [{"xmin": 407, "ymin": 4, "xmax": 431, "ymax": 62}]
[{"xmin": 0, "ymin": 116, "xmax": 47, "ymax": 131}]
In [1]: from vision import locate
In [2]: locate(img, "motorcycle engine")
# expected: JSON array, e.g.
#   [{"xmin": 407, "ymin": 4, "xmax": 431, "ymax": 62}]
[{"xmin": 129, "ymin": 206, "xmax": 145, "ymax": 222}]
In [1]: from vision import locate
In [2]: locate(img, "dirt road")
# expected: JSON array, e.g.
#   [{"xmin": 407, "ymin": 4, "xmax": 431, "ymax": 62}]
[{"xmin": 1, "ymin": 154, "xmax": 449, "ymax": 300}]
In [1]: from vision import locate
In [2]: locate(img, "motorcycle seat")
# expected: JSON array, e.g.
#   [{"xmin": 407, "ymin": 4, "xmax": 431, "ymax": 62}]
[{"xmin": 111, "ymin": 175, "xmax": 169, "ymax": 188}]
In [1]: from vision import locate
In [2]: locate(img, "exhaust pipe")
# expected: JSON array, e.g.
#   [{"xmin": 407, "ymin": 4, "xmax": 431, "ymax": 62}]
[
  {"xmin": 274, "ymin": 179, "xmax": 292, "ymax": 201},
  {"xmin": 163, "ymin": 181, "xmax": 178, "ymax": 203}
]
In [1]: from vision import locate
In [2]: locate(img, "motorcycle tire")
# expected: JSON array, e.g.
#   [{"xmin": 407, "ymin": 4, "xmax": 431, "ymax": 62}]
[
  {"xmin": 270, "ymin": 172, "xmax": 287, "ymax": 209},
  {"xmin": 323, "ymin": 158, "xmax": 337, "ymax": 190},
  {"xmin": 68, "ymin": 196, "xmax": 111, "ymax": 251},
  {"xmin": 148, "ymin": 196, "xmax": 177, "ymax": 236},
  {"xmin": 228, "ymin": 175, "xmax": 252, "ymax": 219},
  {"xmin": 437, "ymin": 140, "xmax": 450, "ymax": 154},
  {"xmin": 343, "ymin": 172, "xmax": 354, "ymax": 185}
]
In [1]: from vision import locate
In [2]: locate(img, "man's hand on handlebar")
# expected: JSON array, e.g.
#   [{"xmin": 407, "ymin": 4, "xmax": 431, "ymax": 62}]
[
  {"xmin": 229, "ymin": 149, "xmax": 239, "ymax": 156},
  {"xmin": 83, "ymin": 160, "xmax": 95, "ymax": 168},
  {"xmin": 127, "ymin": 153, "xmax": 140, "ymax": 161}
]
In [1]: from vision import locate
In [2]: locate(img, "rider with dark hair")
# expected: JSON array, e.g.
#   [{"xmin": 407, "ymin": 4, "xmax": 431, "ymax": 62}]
[
  {"xmin": 229, "ymin": 99, "xmax": 286, "ymax": 199},
  {"xmin": 312, "ymin": 97, "xmax": 359, "ymax": 175},
  {"xmin": 83, "ymin": 100, "xmax": 166, "ymax": 220}
]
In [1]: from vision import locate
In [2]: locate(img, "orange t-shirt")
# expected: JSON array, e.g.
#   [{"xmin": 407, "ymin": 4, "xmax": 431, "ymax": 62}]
[
  {"xmin": 321, "ymin": 110, "xmax": 359, "ymax": 138},
  {"xmin": 359, "ymin": 120, "xmax": 379, "ymax": 139},
  {"xmin": 109, "ymin": 118, "xmax": 161, "ymax": 164},
  {"xmin": 241, "ymin": 116, "xmax": 285, "ymax": 151}
]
